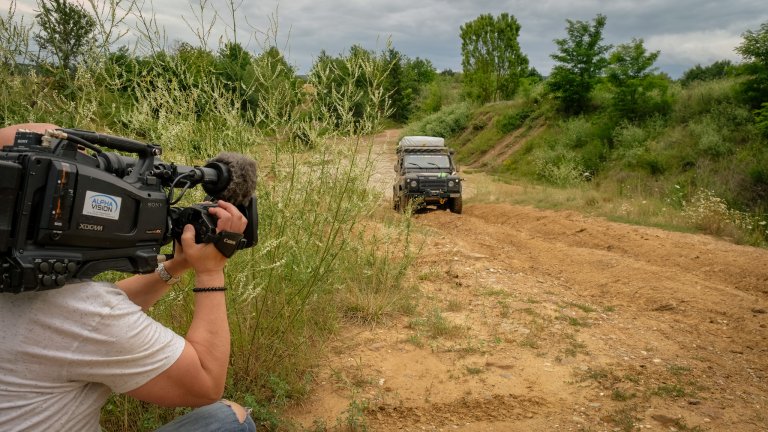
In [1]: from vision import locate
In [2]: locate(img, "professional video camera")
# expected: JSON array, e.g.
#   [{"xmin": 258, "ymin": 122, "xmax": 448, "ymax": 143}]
[{"xmin": 0, "ymin": 128, "xmax": 258, "ymax": 293}]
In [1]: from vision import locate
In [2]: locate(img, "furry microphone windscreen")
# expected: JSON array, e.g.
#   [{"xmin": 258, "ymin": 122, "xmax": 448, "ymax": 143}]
[{"xmin": 209, "ymin": 152, "xmax": 258, "ymax": 206}]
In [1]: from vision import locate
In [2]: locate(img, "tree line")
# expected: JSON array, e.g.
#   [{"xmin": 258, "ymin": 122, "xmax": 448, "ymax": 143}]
[
  {"xmin": 2, "ymin": 1, "xmax": 767, "ymax": 136},
  {"xmin": 460, "ymin": 13, "xmax": 768, "ymax": 133},
  {"xmin": 0, "ymin": 0, "xmax": 438, "ymax": 140}
]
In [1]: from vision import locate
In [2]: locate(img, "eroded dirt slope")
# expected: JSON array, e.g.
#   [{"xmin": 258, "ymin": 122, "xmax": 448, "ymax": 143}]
[{"xmin": 285, "ymin": 132, "xmax": 768, "ymax": 431}]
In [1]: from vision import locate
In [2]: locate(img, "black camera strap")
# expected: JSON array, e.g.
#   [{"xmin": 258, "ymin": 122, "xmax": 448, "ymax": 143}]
[{"xmin": 214, "ymin": 231, "xmax": 244, "ymax": 258}]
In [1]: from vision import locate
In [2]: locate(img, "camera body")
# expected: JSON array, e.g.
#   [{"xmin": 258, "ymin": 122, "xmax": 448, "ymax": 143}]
[{"xmin": 0, "ymin": 129, "xmax": 257, "ymax": 293}]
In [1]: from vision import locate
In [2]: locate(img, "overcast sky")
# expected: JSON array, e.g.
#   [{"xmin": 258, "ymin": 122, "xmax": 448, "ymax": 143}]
[{"xmin": 12, "ymin": 0, "xmax": 768, "ymax": 78}]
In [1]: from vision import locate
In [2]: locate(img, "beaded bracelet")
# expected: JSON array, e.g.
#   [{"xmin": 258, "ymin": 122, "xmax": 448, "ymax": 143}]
[{"xmin": 192, "ymin": 286, "xmax": 227, "ymax": 293}]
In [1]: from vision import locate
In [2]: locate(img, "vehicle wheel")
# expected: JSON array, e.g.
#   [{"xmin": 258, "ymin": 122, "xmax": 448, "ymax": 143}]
[
  {"xmin": 392, "ymin": 193, "xmax": 399, "ymax": 211},
  {"xmin": 449, "ymin": 196, "xmax": 463, "ymax": 214}
]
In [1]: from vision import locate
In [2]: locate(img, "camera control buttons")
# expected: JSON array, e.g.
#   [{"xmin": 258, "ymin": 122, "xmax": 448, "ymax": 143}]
[
  {"xmin": 38, "ymin": 261, "xmax": 51, "ymax": 273},
  {"xmin": 37, "ymin": 261, "xmax": 77, "ymax": 288}
]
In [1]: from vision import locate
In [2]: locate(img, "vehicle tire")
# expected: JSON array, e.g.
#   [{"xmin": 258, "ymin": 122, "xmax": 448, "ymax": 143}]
[
  {"xmin": 392, "ymin": 193, "xmax": 399, "ymax": 211},
  {"xmin": 449, "ymin": 196, "xmax": 463, "ymax": 214}
]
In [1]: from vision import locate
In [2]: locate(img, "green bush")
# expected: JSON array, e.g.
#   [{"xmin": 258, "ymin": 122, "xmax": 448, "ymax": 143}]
[
  {"xmin": 689, "ymin": 116, "xmax": 731, "ymax": 158},
  {"xmin": 612, "ymin": 122, "xmax": 648, "ymax": 149},
  {"xmin": 496, "ymin": 108, "xmax": 533, "ymax": 134},
  {"xmin": 533, "ymin": 150, "xmax": 585, "ymax": 185},
  {"xmin": 556, "ymin": 117, "xmax": 594, "ymax": 148},
  {"xmin": 401, "ymin": 102, "xmax": 471, "ymax": 138}
]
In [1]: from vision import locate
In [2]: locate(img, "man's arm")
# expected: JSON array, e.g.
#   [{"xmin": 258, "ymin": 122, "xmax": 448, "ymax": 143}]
[
  {"xmin": 115, "ymin": 257, "xmax": 189, "ymax": 311},
  {"xmin": 126, "ymin": 200, "xmax": 247, "ymax": 407}
]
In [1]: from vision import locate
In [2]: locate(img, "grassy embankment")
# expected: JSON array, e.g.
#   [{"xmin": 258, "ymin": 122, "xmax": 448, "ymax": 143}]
[
  {"xmin": 1, "ymin": 12, "xmax": 418, "ymax": 430},
  {"xmin": 404, "ymin": 78, "xmax": 768, "ymax": 246}
]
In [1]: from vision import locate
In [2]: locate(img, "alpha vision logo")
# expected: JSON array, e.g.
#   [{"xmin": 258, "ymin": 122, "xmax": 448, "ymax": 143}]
[{"xmin": 82, "ymin": 191, "xmax": 122, "ymax": 220}]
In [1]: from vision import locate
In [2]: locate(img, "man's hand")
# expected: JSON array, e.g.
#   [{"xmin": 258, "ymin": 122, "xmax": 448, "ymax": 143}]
[
  {"xmin": 180, "ymin": 200, "xmax": 247, "ymax": 278},
  {"xmin": 115, "ymin": 201, "xmax": 245, "ymax": 310}
]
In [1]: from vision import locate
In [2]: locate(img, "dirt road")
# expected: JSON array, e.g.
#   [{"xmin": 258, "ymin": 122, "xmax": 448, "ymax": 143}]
[{"xmin": 286, "ymin": 131, "xmax": 768, "ymax": 431}]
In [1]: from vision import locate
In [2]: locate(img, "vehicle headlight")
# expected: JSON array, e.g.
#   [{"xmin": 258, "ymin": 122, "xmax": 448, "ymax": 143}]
[
  {"xmin": 448, "ymin": 180, "xmax": 455, "ymax": 188},
  {"xmin": 409, "ymin": 180, "xmax": 418, "ymax": 188}
]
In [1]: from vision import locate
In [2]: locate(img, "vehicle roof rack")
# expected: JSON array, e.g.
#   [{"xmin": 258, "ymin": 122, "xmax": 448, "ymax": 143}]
[{"xmin": 397, "ymin": 136, "xmax": 445, "ymax": 151}]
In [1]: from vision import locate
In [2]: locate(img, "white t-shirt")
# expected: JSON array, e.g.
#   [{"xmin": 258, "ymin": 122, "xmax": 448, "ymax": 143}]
[{"xmin": 0, "ymin": 281, "xmax": 186, "ymax": 431}]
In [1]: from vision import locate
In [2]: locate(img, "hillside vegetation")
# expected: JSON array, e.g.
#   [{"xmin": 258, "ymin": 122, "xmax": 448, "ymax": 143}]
[
  {"xmin": 2, "ymin": 1, "xmax": 421, "ymax": 429},
  {"xmin": 400, "ymin": 13, "xmax": 768, "ymax": 246},
  {"xmin": 405, "ymin": 76, "xmax": 768, "ymax": 246}
]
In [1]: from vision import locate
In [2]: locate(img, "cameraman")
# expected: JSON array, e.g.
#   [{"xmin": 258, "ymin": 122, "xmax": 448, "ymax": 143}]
[{"xmin": 0, "ymin": 124, "xmax": 256, "ymax": 431}]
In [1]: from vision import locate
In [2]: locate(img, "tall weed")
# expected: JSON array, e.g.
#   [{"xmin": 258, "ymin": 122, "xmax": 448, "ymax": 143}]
[
  {"xmin": 109, "ymin": 46, "xmax": 409, "ymax": 432},
  {"xmin": 2, "ymin": 2, "xmax": 415, "ymax": 429},
  {"xmin": 688, "ymin": 116, "xmax": 731, "ymax": 158},
  {"xmin": 671, "ymin": 78, "xmax": 742, "ymax": 123},
  {"xmin": 682, "ymin": 189, "xmax": 767, "ymax": 244}
]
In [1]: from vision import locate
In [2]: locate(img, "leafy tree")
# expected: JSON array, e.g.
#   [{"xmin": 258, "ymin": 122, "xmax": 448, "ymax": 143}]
[
  {"xmin": 173, "ymin": 42, "xmax": 217, "ymax": 91},
  {"xmin": 383, "ymin": 49, "xmax": 438, "ymax": 122},
  {"xmin": 402, "ymin": 57, "xmax": 438, "ymax": 116},
  {"xmin": 736, "ymin": 21, "xmax": 768, "ymax": 109},
  {"xmin": 308, "ymin": 45, "xmax": 385, "ymax": 133},
  {"xmin": 547, "ymin": 14, "xmax": 612, "ymax": 114},
  {"xmin": 526, "ymin": 66, "xmax": 543, "ymax": 81},
  {"xmin": 419, "ymin": 79, "xmax": 446, "ymax": 114},
  {"xmin": 382, "ymin": 48, "xmax": 408, "ymax": 122},
  {"xmin": 251, "ymin": 46, "xmax": 296, "ymax": 99},
  {"xmin": 33, "ymin": 0, "xmax": 96, "ymax": 71},
  {"xmin": 460, "ymin": 13, "xmax": 529, "ymax": 103},
  {"xmin": 605, "ymin": 38, "xmax": 668, "ymax": 120},
  {"xmin": 405, "ymin": 57, "xmax": 437, "ymax": 85},
  {"xmin": 248, "ymin": 46, "xmax": 300, "ymax": 135},
  {"xmin": 679, "ymin": 60, "xmax": 734, "ymax": 86},
  {"xmin": 737, "ymin": 22, "xmax": 768, "ymax": 66},
  {"xmin": 218, "ymin": 42, "xmax": 253, "ymax": 92}
]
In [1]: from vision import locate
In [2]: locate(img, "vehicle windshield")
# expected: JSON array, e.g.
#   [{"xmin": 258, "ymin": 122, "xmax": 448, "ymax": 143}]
[{"xmin": 403, "ymin": 154, "xmax": 452, "ymax": 170}]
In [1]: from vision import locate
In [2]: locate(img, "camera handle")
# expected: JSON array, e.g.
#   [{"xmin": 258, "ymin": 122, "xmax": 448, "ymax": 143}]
[
  {"xmin": 55, "ymin": 129, "xmax": 162, "ymax": 185},
  {"xmin": 56, "ymin": 129, "xmax": 161, "ymax": 158}
]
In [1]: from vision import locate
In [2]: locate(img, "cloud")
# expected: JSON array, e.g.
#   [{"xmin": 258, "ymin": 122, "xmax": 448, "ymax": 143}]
[
  {"xmin": 9, "ymin": 0, "xmax": 768, "ymax": 77},
  {"xmin": 647, "ymin": 30, "xmax": 743, "ymax": 65}
]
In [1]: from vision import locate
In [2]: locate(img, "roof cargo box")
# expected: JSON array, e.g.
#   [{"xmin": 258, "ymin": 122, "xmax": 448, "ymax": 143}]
[{"xmin": 397, "ymin": 136, "xmax": 445, "ymax": 150}]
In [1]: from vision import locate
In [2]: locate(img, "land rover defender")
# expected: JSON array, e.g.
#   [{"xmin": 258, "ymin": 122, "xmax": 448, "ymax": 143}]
[{"xmin": 392, "ymin": 136, "xmax": 462, "ymax": 214}]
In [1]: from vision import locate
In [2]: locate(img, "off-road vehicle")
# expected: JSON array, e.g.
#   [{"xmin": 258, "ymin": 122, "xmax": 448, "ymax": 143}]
[{"xmin": 392, "ymin": 136, "xmax": 462, "ymax": 214}]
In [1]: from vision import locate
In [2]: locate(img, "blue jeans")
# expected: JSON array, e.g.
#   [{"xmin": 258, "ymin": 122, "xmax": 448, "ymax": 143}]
[{"xmin": 154, "ymin": 401, "xmax": 256, "ymax": 432}]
